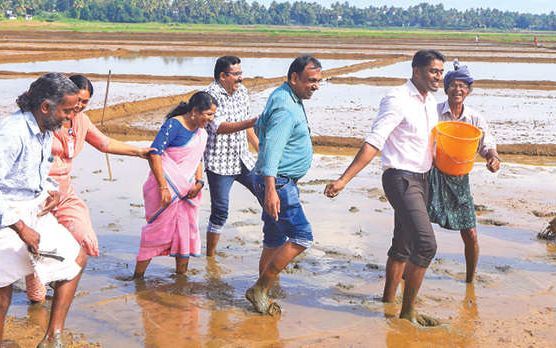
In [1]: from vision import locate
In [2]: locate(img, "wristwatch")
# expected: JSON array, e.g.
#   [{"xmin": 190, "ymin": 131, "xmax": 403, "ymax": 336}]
[{"xmin": 195, "ymin": 179, "xmax": 205, "ymax": 188}]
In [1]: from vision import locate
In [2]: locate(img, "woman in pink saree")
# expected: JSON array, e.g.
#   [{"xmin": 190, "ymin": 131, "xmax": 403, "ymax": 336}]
[
  {"xmin": 26, "ymin": 75, "xmax": 152, "ymax": 302},
  {"xmin": 133, "ymin": 92, "xmax": 217, "ymax": 278}
]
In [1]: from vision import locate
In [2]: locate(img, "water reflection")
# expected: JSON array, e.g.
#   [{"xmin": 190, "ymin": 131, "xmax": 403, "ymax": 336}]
[{"xmin": 132, "ymin": 259, "xmax": 280, "ymax": 346}]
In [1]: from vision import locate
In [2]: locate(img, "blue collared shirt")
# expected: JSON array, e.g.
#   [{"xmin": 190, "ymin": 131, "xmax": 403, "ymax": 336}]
[
  {"xmin": 0, "ymin": 110, "xmax": 57, "ymax": 228},
  {"xmin": 255, "ymin": 83, "xmax": 312, "ymax": 180}
]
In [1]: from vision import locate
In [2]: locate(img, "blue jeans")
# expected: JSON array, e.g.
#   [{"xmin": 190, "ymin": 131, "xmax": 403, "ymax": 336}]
[
  {"xmin": 253, "ymin": 175, "xmax": 313, "ymax": 249},
  {"xmin": 206, "ymin": 163, "xmax": 257, "ymax": 234}
]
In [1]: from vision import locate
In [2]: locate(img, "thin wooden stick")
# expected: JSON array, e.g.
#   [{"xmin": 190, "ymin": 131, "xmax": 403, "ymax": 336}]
[
  {"xmin": 101, "ymin": 70, "xmax": 111, "ymax": 127},
  {"xmin": 102, "ymin": 70, "xmax": 113, "ymax": 181}
]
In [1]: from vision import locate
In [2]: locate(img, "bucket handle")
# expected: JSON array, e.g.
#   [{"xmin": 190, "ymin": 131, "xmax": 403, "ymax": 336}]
[{"xmin": 436, "ymin": 136, "xmax": 479, "ymax": 165}]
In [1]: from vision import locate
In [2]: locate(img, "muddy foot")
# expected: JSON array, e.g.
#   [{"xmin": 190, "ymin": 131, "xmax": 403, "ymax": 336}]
[
  {"xmin": 415, "ymin": 313, "xmax": 440, "ymax": 327},
  {"xmin": 400, "ymin": 312, "xmax": 441, "ymax": 327},
  {"xmin": 267, "ymin": 301, "xmax": 282, "ymax": 316},
  {"xmin": 36, "ymin": 331, "xmax": 63, "ymax": 348},
  {"xmin": 245, "ymin": 285, "xmax": 281, "ymax": 316}
]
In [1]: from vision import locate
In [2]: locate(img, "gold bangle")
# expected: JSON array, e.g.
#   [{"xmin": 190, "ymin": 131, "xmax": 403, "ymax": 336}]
[{"xmin": 159, "ymin": 186, "xmax": 169, "ymax": 190}]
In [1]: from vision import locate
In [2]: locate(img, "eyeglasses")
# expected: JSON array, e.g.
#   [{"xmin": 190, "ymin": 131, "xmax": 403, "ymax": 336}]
[
  {"xmin": 224, "ymin": 71, "xmax": 243, "ymax": 77},
  {"xmin": 448, "ymin": 82, "xmax": 470, "ymax": 91}
]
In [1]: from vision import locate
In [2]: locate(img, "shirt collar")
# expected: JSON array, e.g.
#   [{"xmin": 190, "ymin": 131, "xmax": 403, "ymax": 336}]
[
  {"xmin": 23, "ymin": 111, "xmax": 43, "ymax": 136},
  {"xmin": 440, "ymin": 100, "xmax": 451, "ymax": 115},
  {"xmin": 283, "ymin": 82, "xmax": 302, "ymax": 104},
  {"xmin": 406, "ymin": 79, "xmax": 433, "ymax": 103},
  {"xmin": 213, "ymin": 81, "xmax": 241, "ymax": 97},
  {"xmin": 440, "ymin": 100, "xmax": 468, "ymax": 120}
]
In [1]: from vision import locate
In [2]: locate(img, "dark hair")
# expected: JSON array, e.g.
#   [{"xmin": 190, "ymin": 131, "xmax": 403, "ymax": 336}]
[
  {"xmin": 411, "ymin": 50, "xmax": 445, "ymax": 68},
  {"xmin": 287, "ymin": 55, "xmax": 322, "ymax": 81},
  {"xmin": 214, "ymin": 56, "xmax": 241, "ymax": 81},
  {"xmin": 166, "ymin": 91, "xmax": 218, "ymax": 119},
  {"xmin": 69, "ymin": 74, "xmax": 94, "ymax": 97},
  {"xmin": 16, "ymin": 72, "xmax": 79, "ymax": 113}
]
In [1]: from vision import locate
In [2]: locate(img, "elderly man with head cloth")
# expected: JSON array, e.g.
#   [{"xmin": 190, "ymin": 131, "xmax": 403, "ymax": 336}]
[
  {"xmin": 428, "ymin": 61, "xmax": 500, "ymax": 283},
  {"xmin": 0, "ymin": 73, "xmax": 87, "ymax": 347}
]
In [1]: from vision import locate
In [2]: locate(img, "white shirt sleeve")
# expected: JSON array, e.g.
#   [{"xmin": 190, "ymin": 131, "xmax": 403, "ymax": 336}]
[{"xmin": 365, "ymin": 93, "xmax": 405, "ymax": 151}]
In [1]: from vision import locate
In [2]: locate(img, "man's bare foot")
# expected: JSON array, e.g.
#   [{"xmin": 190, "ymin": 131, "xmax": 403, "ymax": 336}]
[
  {"xmin": 37, "ymin": 330, "xmax": 63, "ymax": 348},
  {"xmin": 400, "ymin": 311, "xmax": 441, "ymax": 327},
  {"xmin": 245, "ymin": 285, "xmax": 281, "ymax": 316}
]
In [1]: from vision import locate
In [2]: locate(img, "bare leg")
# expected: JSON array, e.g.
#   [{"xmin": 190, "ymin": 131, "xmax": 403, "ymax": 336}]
[
  {"xmin": 246, "ymin": 242, "xmax": 305, "ymax": 315},
  {"xmin": 41, "ymin": 248, "xmax": 87, "ymax": 342},
  {"xmin": 399, "ymin": 261, "xmax": 439, "ymax": 326},
  {"xmin": 460, "ymin": 228, "xmax": 479, "ymax": 283},
  {"xmin": 25, "ymin": 274, "xmax": 47, "ymax": 303},
  {"xmin": 0, "ymin": 285, "xmax": 13, "ymax": 341},
  {"xmin": 259, "ymin": 246, "xmax": 279, "ymax": 276},
  {"xmin": 206, "ymin": 232, "xmax": 220, "ymax": 257},
  {"xmin": 382, "ymin": 257, "xmax": 406, "ymax": 303},
  {"xmin": 133, "ymin": 259, "xmax": 152, "ymax": 279},
  {"xmin": 175, "ymin": 257, "xmax": 190, "ymax": 275}
]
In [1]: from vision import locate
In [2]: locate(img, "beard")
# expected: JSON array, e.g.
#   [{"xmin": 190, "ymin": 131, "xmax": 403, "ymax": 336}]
[{"xmin": 42, "ymin": 109, "xmax": 63, "ymax": 131}]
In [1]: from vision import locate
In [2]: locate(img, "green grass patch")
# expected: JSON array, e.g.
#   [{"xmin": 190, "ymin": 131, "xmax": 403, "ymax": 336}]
[{"xmin": 2, "ymin": 19, "xmax": 556, "ymax": 43}]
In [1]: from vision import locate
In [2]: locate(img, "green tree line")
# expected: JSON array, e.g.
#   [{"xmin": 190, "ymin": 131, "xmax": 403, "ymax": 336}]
[{"xmin": 2, "ymin": 0, "xmax": 556, "ymax": 31}]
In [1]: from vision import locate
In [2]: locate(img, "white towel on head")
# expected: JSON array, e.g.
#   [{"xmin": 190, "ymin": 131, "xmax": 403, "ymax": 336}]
[{"xmin": 0, "ymin": 192, "xmax": 81, "ymax": 288}]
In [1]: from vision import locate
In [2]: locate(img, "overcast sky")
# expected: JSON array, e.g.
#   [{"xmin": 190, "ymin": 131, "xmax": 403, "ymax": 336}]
[{"xmin": 256, "ymin": 0, "xmax": 554, "ymax": 15}]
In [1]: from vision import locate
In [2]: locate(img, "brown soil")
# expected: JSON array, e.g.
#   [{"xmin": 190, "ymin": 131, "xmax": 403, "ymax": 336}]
[{"xmin": 2, "ymin": 316, "xmax": 95, "ymax": 347}]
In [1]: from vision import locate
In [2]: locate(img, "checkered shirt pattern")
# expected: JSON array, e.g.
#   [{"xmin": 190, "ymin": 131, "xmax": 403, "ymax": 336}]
[{"xmin": 203, "ymin": 81, "xmax": 256, "ymax": 175}]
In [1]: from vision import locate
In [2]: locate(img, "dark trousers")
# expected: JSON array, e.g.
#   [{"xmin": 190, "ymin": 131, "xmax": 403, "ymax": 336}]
[{"xmin": 382, "ymin": 168, "xmax": 437, "ymax": 268}]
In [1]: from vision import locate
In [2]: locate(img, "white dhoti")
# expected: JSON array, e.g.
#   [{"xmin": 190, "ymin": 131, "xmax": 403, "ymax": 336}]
[{"xmin": 0, "ymin": 192, "xmax": 81, "ymax": 288}]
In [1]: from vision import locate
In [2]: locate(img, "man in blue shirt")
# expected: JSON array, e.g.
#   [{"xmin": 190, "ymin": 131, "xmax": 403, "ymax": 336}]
[
  {"xmin": 246, "ymin": 55, "xmax": 322, "ymax": 315},
  {"xmin": 0, "ymin": 73, "xmax": 87, "ymax": 346}
]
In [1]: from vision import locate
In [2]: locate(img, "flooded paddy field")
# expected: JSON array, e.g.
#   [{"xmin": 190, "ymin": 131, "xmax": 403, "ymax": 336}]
[
  {"xmin": 0, "ymin": 56, "xmax": 364, "ymax": 78},
  {"xmin": 4, "ymin": 145, "xmax": 555, "ymax": 346},
  {"xmin": 124, "ymin": 82, "xmax": 556, "ymax": 145},
  {"xmin": 343, "ymin": 60, "xmax": 556, "ymax": 81},
  {"xmin": 1, "ymin": 29, "xmax": 555, "ymax": 347}
]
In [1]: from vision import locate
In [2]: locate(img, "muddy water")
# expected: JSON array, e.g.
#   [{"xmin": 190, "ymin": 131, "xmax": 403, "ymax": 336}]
[
  {"xmin": 5, "ymin": 145, "xmax": 555, "ymax": 346},
  {"xmin": 342, "ymin": 60, "xmax": 556, "ymax": 81},
  {"xmin": 0, "ymin": 56, "xmax": 364, "ymax": 78}
]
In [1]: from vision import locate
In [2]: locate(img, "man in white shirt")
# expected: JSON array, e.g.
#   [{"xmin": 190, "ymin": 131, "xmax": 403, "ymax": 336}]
[
  {"xmin": 0, "ymin": 73, "xmax": 86, "ymax": 346},
  {"xmin": 325, "ymin": 50, "xmax": 445, "ymax": 326}
]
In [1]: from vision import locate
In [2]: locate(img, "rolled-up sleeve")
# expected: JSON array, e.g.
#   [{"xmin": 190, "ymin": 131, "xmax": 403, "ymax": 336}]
[
  {"xmin": 365, "ymin": 94, "xmax": 404, "ymax": 151},
  {"xmin": 257, "ymin": 106, "xmax": 295, "ymax": 177},
  {"xmin": 0, "ymin": 134, "xmax": 22, "ymax": 228}
]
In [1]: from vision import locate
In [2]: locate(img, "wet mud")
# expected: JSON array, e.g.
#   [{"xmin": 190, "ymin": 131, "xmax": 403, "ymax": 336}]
[{"xmin": 1, "ymin": 29, "xmax": 555, "ymax": 346}]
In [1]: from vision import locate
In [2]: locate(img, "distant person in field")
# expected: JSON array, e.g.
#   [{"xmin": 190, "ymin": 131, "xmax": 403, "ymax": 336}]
[
  {"xmin": 428, "ymin": 62, "xmax": 500, "ymax": 283},
  {"xmin": 325, "ymin": 50, "xmax": 445, "ymax": 327},
  {"xmin": 246, "ymin": 55, "xmax": 322, "ymax": 316},
  {"xmin": 24, "ymin": 74, "xmax": 153, "ymax": 303},
  {"xmin": 203, "ymin": 56, "xmax": 260, "ymax": 257}
]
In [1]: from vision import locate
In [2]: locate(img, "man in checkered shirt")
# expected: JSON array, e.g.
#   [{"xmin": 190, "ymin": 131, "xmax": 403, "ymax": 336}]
[{"xmin": 203, "ymin": 56, "xmax": 259, "ymax": 256}]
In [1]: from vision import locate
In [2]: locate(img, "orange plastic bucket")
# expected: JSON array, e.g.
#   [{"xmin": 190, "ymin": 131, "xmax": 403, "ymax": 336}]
[{"xmin": 433, "ymin": 121, "xmax": 483, "ymax": 176}]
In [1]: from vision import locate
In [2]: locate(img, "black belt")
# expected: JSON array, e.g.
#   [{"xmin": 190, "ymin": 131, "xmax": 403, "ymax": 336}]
[{"xmin": 386, "ymin": 168, "xmax": 427, "ymax": 180}]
